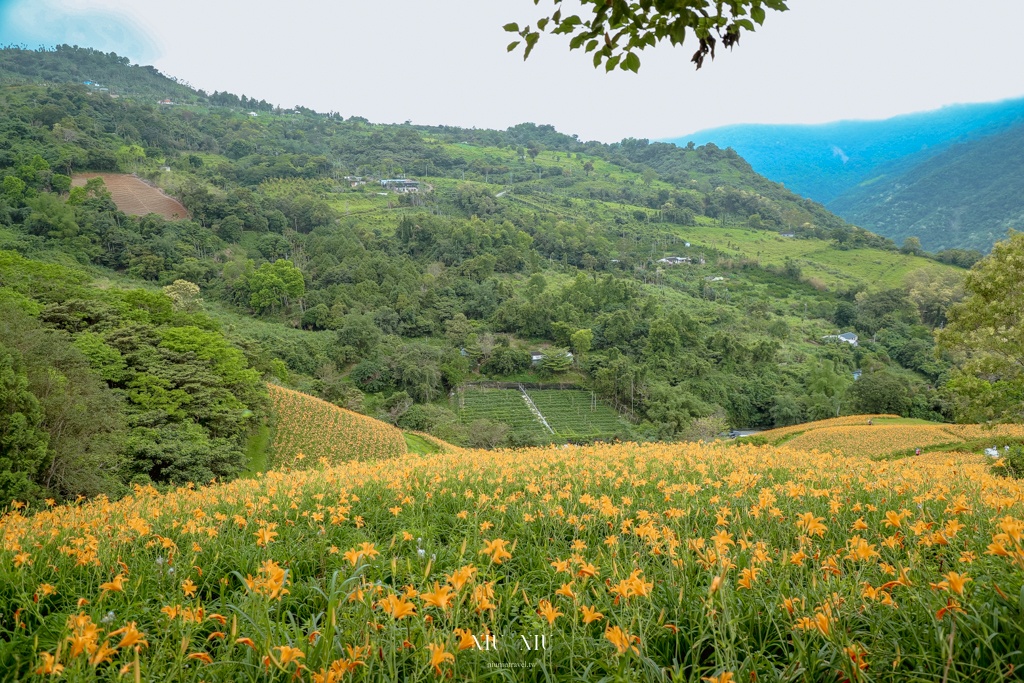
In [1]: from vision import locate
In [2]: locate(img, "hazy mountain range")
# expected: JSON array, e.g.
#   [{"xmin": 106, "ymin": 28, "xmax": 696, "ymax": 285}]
[{"xmin": 672, "ymin": 98, "xmax": 1024, "ymax": 251}]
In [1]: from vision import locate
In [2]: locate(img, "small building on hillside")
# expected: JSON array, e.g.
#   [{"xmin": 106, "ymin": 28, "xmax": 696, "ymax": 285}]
[
  {"xmin": 531, "ymin": 351, "xmax": 573, "ymax": 366},
  {"xmin": 823, "ymin": 332, "xmax": 859, "ymax": 347},
  {"xmin": 657, "ymin": 255, "xmax": 705, "ymax": 266},
  {"xmin": 380, "ymin": 178, "xmax": 420, "ymax": 193}
]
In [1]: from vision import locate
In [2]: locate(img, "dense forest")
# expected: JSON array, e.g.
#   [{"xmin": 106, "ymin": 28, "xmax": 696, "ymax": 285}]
[{"xmin": 0, "ymin": 46, "xmax": 996, "ymax": 506}]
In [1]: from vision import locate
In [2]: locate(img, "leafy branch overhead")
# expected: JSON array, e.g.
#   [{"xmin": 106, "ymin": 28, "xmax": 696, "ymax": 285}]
[{"xmin": 505, "ymin": 0, "xmax": 789, "ymax": 72}]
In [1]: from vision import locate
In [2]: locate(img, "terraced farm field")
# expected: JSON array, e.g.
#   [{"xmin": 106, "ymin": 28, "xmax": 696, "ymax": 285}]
[
  {"xmin": 72, "ymin": 173, "xmax": 189, "ymax": 219},
  {"xmin": 454, "ymin": 389, "xmax": 551, "ymax": 441},
  {"xmin": 454, "ymin": 388, "xmax": 628, "ymax": 442},
  {"xmin": 526, "ymin": 389, "xmax": 627, "ymax": 440}
]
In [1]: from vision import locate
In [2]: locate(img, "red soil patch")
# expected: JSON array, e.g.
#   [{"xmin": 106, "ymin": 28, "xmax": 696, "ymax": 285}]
[{"xmin": 72, "ymin": 173, "xmax": 190, "ymax": 220}]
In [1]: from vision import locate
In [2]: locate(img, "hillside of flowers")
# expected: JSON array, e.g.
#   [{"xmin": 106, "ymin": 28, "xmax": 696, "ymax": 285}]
[
  {"xmin": 267, "ymin": 384, "xmax": 408, "ymax": 466},
  {"xmin": 2, "ymin": 436, "xmax": 1023, "ymax": 682},
  {"xmin": 750, "ymin": 415, "xmax": 1024, "ymax": 460}
]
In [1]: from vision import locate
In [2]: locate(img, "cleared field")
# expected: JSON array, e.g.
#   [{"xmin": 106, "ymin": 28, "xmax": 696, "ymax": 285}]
[
  {"xmin": 526, "ymin": 389, "xmax": 626, "ymax": 440},
  {"xmin": 268, "ymin": 384, "xmax": 406, "ymax": 466},
  {"xmin": 679, "ymin": 222, "xmax": 958, "ymax": 290},
  {"xmin": 72, "ymin": 173, "xmax": 190, "ymax": 219},
  {"xmin": 454, "ymin": 388, "xmax": 551, "ymax": 440}
]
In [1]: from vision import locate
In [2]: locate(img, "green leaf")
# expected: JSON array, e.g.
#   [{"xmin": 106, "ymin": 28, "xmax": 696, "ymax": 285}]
[
  {"xmin": 623, "ymin": 52, "xmax": 641, "ymax": 72},
  {"xmin": 524, "ymin": 32, "xmax": 539, "ymax": 59},
  {"xmin": 751, "ymin": 6, "xmax": 766, "ymax": 23},
  {"xmin": 605, "ymin": 55, "xmax": 621, "ymax": 72},
  {"xmin": 503, "ymin": 23, "xmax": 520, "ymax": 33},
  {"xmin": 585, "ymin": 39, "xmax": 599, "ymax": 52},
  {"xmin": 507, "ymin": 41, "xmax": 521, "ymax": 52},
  {"xmin": 569, "ymin": 34, "xmax": 586, "ymax": 49},
  {"xmin": 537, "ymin": 17, "xmax": 549, "ymax": 31}
]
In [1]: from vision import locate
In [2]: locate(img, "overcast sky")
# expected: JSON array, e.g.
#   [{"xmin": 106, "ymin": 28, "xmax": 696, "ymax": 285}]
[{"xmin": 2, "ymin": 0, "xmax": 1023, "ymax": 142}]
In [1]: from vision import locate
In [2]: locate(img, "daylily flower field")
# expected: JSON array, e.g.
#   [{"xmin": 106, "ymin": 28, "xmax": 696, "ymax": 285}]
[
  {"xmin": 2, "ymin": 418, "xmax": 1024, "ymax": 681},
  {"xmin": 267, "ymin": 385, "xmax": 408, "ymax": 467}
]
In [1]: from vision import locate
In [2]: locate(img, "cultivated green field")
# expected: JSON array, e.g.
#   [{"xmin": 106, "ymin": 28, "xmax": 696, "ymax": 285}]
[
  {"xmin": 526, "ymin": 389, "xmax": 628, "ymax": 440},
  {"xmin": 453, "ymin": 389, "xmax": 552, "ymax": 440},
  {"xmin": 453, "ymin": 388, "xmax": 628, "ymax": 443}
]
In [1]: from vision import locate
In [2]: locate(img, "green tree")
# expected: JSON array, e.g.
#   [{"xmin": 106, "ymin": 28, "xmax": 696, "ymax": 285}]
[
  {"xmin": 570, "ymin": 328, "xmax": 593, "ymax": 364},
  {"xmin": 805, "ymin": 359, "xmax": 850, "ymax": 419},
  {"xmin": 0, "ymin": 344, "xmax": 48, "ymax": 505},
  {"xmin": 246, "ymin": 259, "xmax": 305, "ymax": 313},
  {"xmin": 163, "ymin": 280, "xmax": 203, "ymax": 313},
  {"xmin": 850, "ymin": 371, "xmax": 912, "ymax": 416},
  {"xmin": 539, "ymin": 348, "xmax": 573, "ymax": 376},
  {"xmin": 115, "ymin": 144, "xmax": 146, "ymax": 173},
  {"xmin": 482, "ymin": 345, "xmax": 531, "ymax": 377},
  {"xmin": 938, "ymin": 232, "xmax": 1024, "ymax": 422},
  {"xmin": 900, "ymin": 236, "xmax": 923, "ymax": 256}
]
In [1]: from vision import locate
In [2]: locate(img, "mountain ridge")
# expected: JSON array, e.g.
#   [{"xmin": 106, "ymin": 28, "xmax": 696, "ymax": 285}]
[{"xmin": 669, "ymin": 97, "xmax": 1024, "ymax": 251}]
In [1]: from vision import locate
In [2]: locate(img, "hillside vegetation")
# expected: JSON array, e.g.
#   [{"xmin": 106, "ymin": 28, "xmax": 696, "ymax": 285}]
[
  {"xmin": 0, "ymin": 250, "xmax": 268, "ymax": 506},
  {"xmin": 1, "ymin": 46, "xmax": 1019, "ymax": 501},
  {"xmin": 267, "ymin": 384, "xmax": 406, "ymax": 467},
  {"xmin": 0, "ymin": 46, "xmax": 979, "ymax": 457},
  {"xmin": 1, "ymin": 437, "xmax": 1022, "ymax": 681}
]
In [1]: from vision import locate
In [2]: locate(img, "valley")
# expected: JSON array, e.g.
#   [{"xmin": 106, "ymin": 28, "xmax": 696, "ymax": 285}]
[{"xmin": 0, "ymin": 42, "xmax": 1022, "ymax": 683}]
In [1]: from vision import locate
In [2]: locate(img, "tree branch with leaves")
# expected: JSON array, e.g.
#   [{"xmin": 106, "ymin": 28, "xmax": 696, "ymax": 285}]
[{"xmin": 506, "ymin": 0, "xmax": 789, "ymax": 72}]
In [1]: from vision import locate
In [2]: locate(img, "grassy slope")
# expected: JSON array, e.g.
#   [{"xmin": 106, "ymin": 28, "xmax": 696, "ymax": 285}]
[{"xmin": 677, "ymin": 220, "xmax": 957, "ymax": 289}]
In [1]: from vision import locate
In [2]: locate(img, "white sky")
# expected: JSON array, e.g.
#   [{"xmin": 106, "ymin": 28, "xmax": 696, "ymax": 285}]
[{"xmin": 5, "ymin": 0, "xmax": 1024, "ymax": 142}]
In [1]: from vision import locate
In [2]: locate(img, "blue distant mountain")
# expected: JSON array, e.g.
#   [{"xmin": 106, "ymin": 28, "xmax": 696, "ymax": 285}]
[{"xmin": 668, "ymin": 98, "xmax": 1024, "ymax": 251}]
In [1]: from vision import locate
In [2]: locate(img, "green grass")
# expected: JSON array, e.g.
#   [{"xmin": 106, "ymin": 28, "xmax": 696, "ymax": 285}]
[
  {"xmin": 403, "ymin": 432, "xmax": 440, "ymax": 455},
  {"xmin": 676, "ymin": 221, "xmax": 958, "ymax": 290},
  {"xmin": 243, "ymin": 423, "xmax": 273, "ymax": 475}
]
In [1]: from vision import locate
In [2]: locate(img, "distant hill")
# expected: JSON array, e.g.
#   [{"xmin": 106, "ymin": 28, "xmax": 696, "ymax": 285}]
[
  {"xmin": 829, "ymin": 123, "xmax": 1024, "ymax": 252},
  {"xmin": 672, "ymin": 98, "xmax": 1024, "ymax": 204},
  {"xmin": 0, "ymin": 45, "xmax": 201, "ymax": 102},
  {"xmin": 671, "ymin": 98, "xmax": 1024, "ymax": 251}
]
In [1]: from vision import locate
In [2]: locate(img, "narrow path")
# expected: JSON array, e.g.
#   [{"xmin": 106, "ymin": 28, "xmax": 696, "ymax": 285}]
[{"xmin": 519, "ymin": 384, "xmax": 555, "ymax": 434}]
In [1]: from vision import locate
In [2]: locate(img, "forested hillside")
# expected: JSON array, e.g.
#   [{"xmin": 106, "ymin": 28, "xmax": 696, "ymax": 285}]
[
  {"xmin": 676, "ymin": 97, "xmax": 1024, "ymax": 251},
  {"xmin": 830, "ymin": 122, "xmax": 1024, "ymax": 252},
  {"xmin": 0, "ymin": 251, "xmax": 268, "ymax": 506},
  {"xmin": 0, "ymin": 47, "xmax": 987, "ymax": 505}
]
